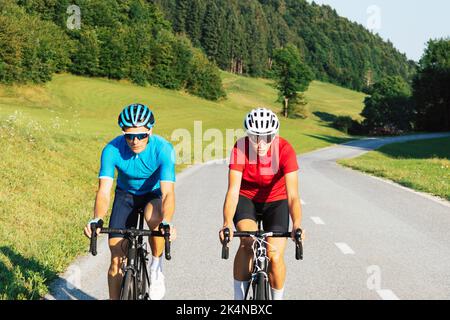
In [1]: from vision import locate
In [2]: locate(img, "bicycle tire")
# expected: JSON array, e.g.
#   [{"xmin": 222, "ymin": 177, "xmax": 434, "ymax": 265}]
[
  {"xmin": 120, "ymin": 270, "xmax": 136, "ymax": 300},
  {"xmin": 137, "ymin": 253, "xmax": 149, "ymax": 299},
  {"xmin": 254, "ymin": 273, "xmax": 267, "ymax": 300}
]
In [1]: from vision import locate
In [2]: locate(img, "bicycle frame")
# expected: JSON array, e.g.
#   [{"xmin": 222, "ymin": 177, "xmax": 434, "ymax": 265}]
[
  {"xmin": 244, "ymin": 233, "xmax": 271, "ymax": 300},
  {"xmin": 120, "ymin": 211, "xmax": 150, "ymax": 299},
  {"xmin": 221, "ymin": 218, "xmax": 302, "ymax": 300}
]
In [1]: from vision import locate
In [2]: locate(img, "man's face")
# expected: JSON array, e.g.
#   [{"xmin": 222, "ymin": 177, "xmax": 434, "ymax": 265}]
[{"xmin": 123, "ymin": 126, "xmax": 152, "ymax": 154}]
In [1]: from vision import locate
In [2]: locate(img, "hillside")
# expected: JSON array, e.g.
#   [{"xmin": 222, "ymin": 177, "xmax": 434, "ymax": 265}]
[
  {"xmin": 3, "ymin": 0, "xmax": 416, "ymax": 95},
  {"xmin": 0, "ymin": 0, "xmax": 225, "ymax": 100},
  {"xmin": 153, "ymin": 0, "xmax": 416, "ymax": 91}
]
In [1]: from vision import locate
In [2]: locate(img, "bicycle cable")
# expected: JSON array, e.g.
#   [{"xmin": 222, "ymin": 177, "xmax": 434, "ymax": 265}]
[{"xmin": 250, "ymin": 235, "xmax": 277, "ymax": 273}]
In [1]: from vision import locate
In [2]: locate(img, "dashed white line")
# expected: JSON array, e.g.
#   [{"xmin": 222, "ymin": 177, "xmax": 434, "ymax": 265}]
[
  {"xmin": 376, "ymin": 289, "xmax": 400, "ymax": 300},
  {"xmin": 335, "ymin": 242, "xmax": 355, "ymax": 255},
  {"xmin": 310, "ymin": 217, "xmax": 325, "ymax": 225}
]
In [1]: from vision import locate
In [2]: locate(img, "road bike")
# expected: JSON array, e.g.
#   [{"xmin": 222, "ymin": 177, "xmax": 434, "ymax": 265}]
[
  {"xmin": 89, "ymin": 208, "xmax": 171, "ymax": 300},
  {"xmin": 221, "ymin": 215, "xmax": 303, "ymax": 300}
]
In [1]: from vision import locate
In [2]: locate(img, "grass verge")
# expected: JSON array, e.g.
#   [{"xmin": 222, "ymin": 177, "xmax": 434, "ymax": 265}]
[{"xmin": 338, "ymin": 137, "xmax": 450, "ymax": 201}]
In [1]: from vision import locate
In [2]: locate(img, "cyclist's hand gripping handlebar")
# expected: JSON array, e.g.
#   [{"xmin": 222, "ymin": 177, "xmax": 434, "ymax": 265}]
[
  {"xmin": 89, "ymin": 219, "xmax": 104, "ymax": 256},
  {"xmin": 221, "ymin": 228, "xmax": 230, "ymax": 260},
  {"xmin": 295, "ymin": 228, "xmax": 303, "ymax": 260},
  {"xmin": 160, "ymin": 223, "xmax": 171, "ymax": 261}
]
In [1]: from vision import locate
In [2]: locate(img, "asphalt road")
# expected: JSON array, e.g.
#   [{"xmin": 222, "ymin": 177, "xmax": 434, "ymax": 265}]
[{"xmin": 46, "ymin": 133, "xmax": 450, "ymax": 300}]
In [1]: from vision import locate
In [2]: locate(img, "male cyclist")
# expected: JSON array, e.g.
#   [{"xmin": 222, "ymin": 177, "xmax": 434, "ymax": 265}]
[
  {"xmin": 83, "ymin": 103, "xmax": 176, "ymax": 300},
  {"xmin": 220, "ymin": 107, "xmax": 304, "ymax": 300}
]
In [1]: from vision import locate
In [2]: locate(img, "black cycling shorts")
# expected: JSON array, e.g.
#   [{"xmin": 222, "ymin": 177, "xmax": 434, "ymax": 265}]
[
  {"xmin": 233, "ymin": 195, "xmax": 289, "ymax": 232},
  {"xmin": 109, "ymin": 188, "xmax": 161, "ymax": 239}
]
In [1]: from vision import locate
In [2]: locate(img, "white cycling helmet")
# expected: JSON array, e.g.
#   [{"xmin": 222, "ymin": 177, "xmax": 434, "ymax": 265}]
[{"xmin": 244, "ymin": 107, "xmax": 280, "ymax": 135}]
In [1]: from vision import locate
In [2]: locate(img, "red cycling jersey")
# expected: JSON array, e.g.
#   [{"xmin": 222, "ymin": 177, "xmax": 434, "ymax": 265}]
[{"xmin": 229, "ymin": 136, "xmax": 299, "ymax": 203}]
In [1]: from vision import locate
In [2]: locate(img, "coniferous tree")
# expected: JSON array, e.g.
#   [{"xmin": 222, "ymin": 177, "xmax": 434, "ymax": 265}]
[
  {"xmin": 174, "ymin": 0, "xmax": 189, "ymax": 33},
  {"xmin": 185, "ymin": 0, "xmax": 203, "ymax": 46},
  {"xmin": 202, "ymin": 0, "xmax": 220, "ymax": 63},
  {"xmin": 245, "ymin": 2, "xmax": 269, "ymax": 76}
]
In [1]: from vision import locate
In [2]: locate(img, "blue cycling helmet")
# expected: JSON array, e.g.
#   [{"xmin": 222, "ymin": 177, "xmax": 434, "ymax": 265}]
[{"xmin": 118, "ymin": 103, "xmax": 155, "ymax": 129}]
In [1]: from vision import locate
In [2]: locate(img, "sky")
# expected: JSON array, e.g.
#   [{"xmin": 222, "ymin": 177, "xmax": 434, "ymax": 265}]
[{"xmin": 306, "ymin": 0, "xmax": 450, "ymax": 61}]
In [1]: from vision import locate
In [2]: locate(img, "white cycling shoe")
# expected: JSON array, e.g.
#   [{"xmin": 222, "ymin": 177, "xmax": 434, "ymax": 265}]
[{"xmin": 149, "ymin": 270, "xmax": 166, "ymax": 300}]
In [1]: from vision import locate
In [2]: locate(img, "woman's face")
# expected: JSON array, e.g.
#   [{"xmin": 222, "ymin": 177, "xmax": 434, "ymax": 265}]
[{"xmin": 248, "ymin": 134, "xmax": 276, "ymax": 156}]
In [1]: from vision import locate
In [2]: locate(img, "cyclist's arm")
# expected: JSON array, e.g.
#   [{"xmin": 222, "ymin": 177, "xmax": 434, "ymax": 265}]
[
  {"xmin": 95, "ymin": 142, "xmax": 117, "ymax": 220},
  {"xmin": 223, "ymin": 169, "xmax": 243, "ymax": 228},
  {"xmin": 285, "ymin": 171, "xmax": 302, "ymax": 230},
  {"xmin": 158, "ymin": 142, "xmax": 176, "ymax": 223},
  {"xmin": 93, "ymin": 178, "xmax": 113, "ymax": 220},
  {"xmin": 160, "ymin": 181, "xmax": 175, "ymax": 223}
]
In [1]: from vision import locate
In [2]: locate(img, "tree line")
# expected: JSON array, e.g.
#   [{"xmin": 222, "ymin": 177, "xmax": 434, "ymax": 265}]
[
  {"xmin": 153, "ymin": 0, "xmax": 416, "ymax": 92},
  {"xmin": 336, "ymin": 38, "xmax": 450, "ymax": 134},
  {"xmin": 0, "ymin": 0, "xmax": 225, "ymax": 101}
]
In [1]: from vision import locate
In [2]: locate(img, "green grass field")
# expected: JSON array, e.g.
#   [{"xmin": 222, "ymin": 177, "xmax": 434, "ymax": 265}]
[
  {"xmin": 0, "ymin": 72, "xmax": 365, "ymax": 299},
  {"xmin": 339, "ymin": 137, "xmax": 450, "ymax": 201}
]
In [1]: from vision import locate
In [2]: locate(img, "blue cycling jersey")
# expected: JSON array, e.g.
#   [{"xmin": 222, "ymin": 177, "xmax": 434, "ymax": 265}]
[{"xmin": 98, "ymin": 134, "xmax": 176, "ymax": 195}]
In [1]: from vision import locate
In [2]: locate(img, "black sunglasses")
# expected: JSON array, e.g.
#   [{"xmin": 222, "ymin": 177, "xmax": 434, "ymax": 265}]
[
  {"xmin": 123, "ymin": 132, "xmax": 150, "ymax": 141},
  {"xmin": 248, "ymin": 133, "xmax": 276, "ymax": 143}
]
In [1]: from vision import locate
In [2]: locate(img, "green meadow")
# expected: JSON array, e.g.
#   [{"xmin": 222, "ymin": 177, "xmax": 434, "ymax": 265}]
[
  {"xmin": 339, "ymin": 137, "xmax": 450, "ymax": 201},
  {"xmin": 0, "ymin": 72, "xmax": 365, "ymax": 299}
]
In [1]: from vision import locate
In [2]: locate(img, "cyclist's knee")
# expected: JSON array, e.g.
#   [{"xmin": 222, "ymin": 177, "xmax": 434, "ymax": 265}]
[
  {"xmin": 109, "ymin": 252, "xmax": 124, "ymax": 275},
  {"xmin": 109, "ymin": 259, "xmax": 121, "ymax": 273},
  {"xmin": 268, "ymin": 251, "xmax": 285, "ymax": 266},
  {"xmin": 148, "ymin": 217, "xmax": 163, "ymax": 231}
]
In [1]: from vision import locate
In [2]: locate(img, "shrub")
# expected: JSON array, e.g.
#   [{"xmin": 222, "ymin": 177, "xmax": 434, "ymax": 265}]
[{"xmin": 0, "ymin": 2, "xmax": 71, "ymax": 84}]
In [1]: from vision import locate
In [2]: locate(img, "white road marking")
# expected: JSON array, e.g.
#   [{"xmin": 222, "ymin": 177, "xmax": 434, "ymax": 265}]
[
  {"xmin": 301, "ymin": 199, "xmax": 306, "ymax": 205},
  {"xmin": 335, "ymin": 243, "xmax": 355, "ymax": 255},
  {"xmin": 376, "ymin": 289, "xmax": 400, "ymax": 300},
  {"xmin": 310, "ymin": 217, "xmax": 325, "ymax": 225}
]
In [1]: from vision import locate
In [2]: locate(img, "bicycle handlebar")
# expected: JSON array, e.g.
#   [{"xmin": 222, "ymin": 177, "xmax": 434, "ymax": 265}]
[
  {"xmin": 100, "ymin": 228, "xmax": 163, "ymax": 237},
  {"xmin": 89, "ymin": 220, "xmax": 171, "ymax": 260},
  {"xmin": 89, "ymin": 220, "xmax": 104, "ymax": 256},
  {"xmin": 221, "ymin": 228, "xmax": 303, "ymax": 260},
  {"xmin": 160, "ymin": 223, "xmax": 171, "ymax": 261},
  {"xmin": 295, "ymin": 229, "xmax": 303, "ymax": 260},
  {"xmin": 233, "ymin": 231, "xmax": 291, "ymax": 237},
  {"xmin": 222, "ymin": 228, "xmax": 230, "ymax": 259}
]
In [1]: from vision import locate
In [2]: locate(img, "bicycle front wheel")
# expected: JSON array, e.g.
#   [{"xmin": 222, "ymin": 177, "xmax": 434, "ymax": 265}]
[
  {"xmin": 254, "ymin": 273, "xmax": 269, "ymax": 300},
  {"xmin": 120, "ymin": 270, "xmax": 136, "ymax": 300},
  {"xmin": 137, "ymin": 254, "xmax": 150, "ymax": 300}
]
